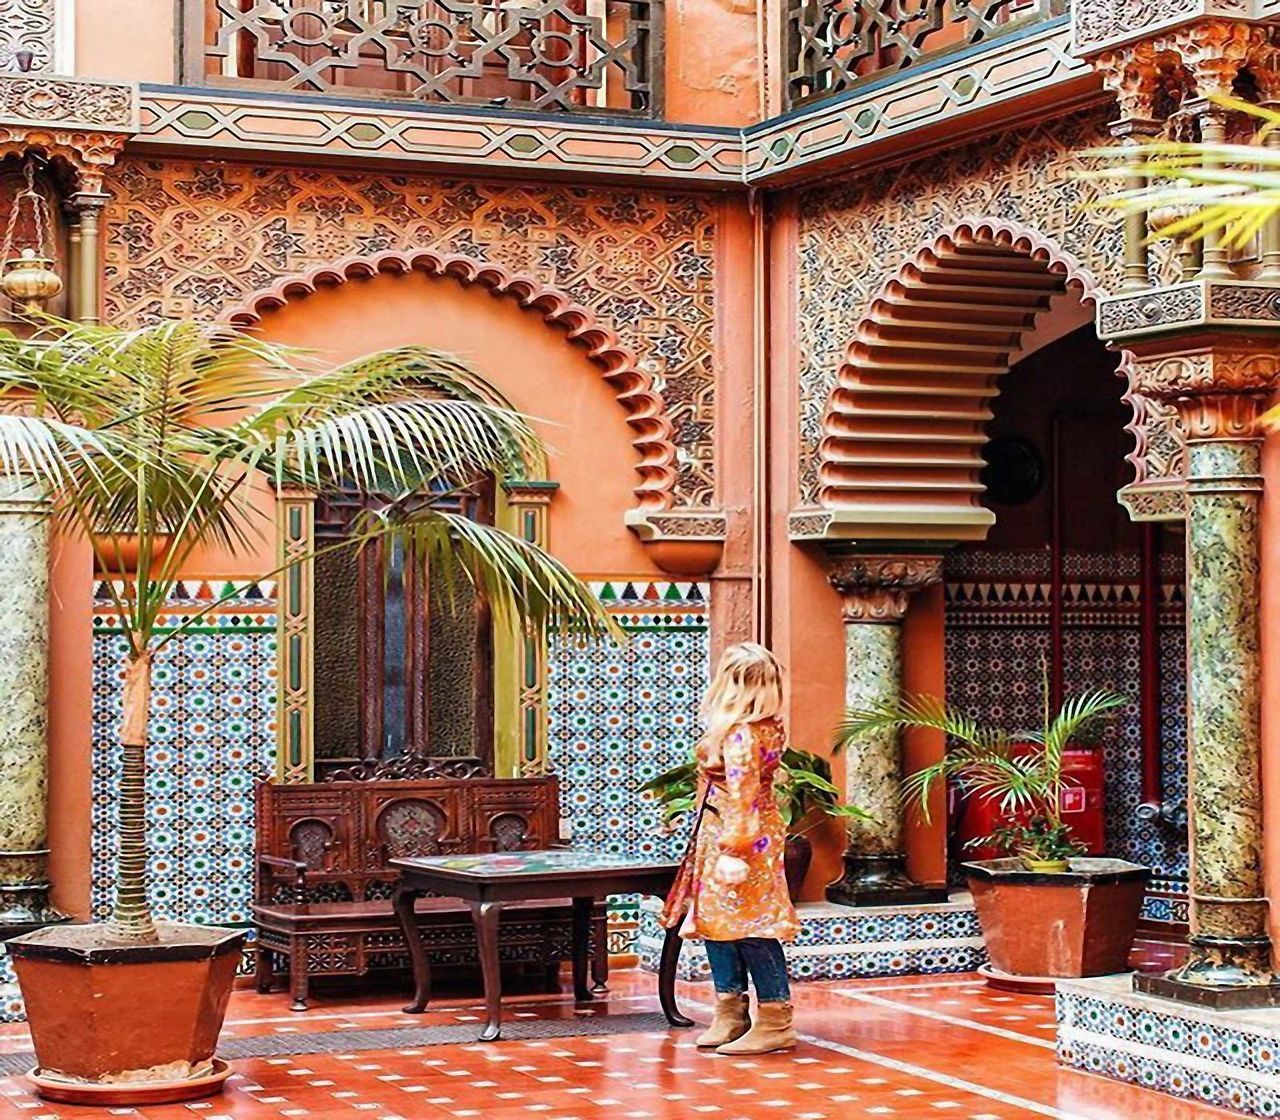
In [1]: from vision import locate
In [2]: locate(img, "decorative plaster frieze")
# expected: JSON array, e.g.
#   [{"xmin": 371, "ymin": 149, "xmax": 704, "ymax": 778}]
[
  {"xmin": 134, "ymin": 20, "xmax": 1092, "ymax": 190},
  {"xmin": 1071, "ymin": 0, "xmax": 1267, "ymax": 59},
  {"xmin": 0, "ymin": 74, "xmax": 137, "ymax": 132},
  {"xmin": 745, "ymin": 20, "xmax": 1092, "ymax": 184},
  {"xmin": 134, "ymin": 87, "xmax": 744, "ymax": 187},
  {"xmin": 1100, "ymin": 282, "xmax": 1280, "ymax": 339},
  {"xmin": 624, "ymin": 510, "xmax": 728, "ymax": 541}
]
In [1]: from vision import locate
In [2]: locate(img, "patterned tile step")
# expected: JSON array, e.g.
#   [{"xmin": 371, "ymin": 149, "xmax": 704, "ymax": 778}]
[
  {"xmin": 637, "ymin": 896, "xmax": 986, "ymax": 982},
  {"xmin": 0, "ymin": 950, "xmax": 18, "ymax": 1026},
  {"xmin": 1057, "ymin": 974, "xmax": 1280, "ymax": 1118}
]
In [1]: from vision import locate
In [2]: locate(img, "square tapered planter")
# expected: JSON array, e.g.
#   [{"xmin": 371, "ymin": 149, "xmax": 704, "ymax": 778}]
[{"xmin": 963, "ymin": 858, "xmax": 1150, "ymax": 979}]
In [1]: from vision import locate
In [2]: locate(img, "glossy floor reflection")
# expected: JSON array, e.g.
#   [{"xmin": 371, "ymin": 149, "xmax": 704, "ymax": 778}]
[{"xmin": 0, "ymin": 943, "xmax": 1233, "ymax": 1120}]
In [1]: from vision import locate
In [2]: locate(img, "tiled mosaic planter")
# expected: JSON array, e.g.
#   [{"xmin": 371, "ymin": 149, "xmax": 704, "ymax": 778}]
[
  {"xmin": 637, "ymin": 896, "xmax": 986, "ymax": 982},
  {"xmin": 1057, "ymin": 975, "xmax": 1280, "ymax": 1117}
]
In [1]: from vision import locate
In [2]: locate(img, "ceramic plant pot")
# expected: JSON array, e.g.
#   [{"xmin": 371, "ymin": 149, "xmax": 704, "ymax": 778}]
[
  {"xmin": 962, "ymin": 857, "xmax": 1150, "ymax": 979},
  {"xmin": 6, "ymin": 922, "xmax": 245, "ymax": 1103},
  {"xmin": 783, "ymin": 835, "xmax": 813, "ymax": 901}
]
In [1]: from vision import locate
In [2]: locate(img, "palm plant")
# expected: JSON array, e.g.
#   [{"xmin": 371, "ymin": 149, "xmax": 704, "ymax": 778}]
[
  {"xmin": 0, "ymin": 315, "xmax": 615, "ymax": 945},
  {"xmin": 641, "ymin": 747, "xmax": 867, "ymax": 837},
  {"xmin": 834, "ymin": 689, "xmax": 1126, "ymax": 868},
  {"xmin": 1090, "ymin": 96, "xmax": 1280, "ymax": 254}
]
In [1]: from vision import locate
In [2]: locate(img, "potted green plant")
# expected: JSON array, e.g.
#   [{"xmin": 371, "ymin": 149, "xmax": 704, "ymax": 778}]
[
  {"xmin": 0, "ymin": 317, "xmax": 613, "ymax": 1104},
  {"xmin": 641, "ymin": 748, "xmax": 866, "ymax": 899},
  {"xmin": 835, "ymin": 689, "xmax": 1151, "ymax": 982}
]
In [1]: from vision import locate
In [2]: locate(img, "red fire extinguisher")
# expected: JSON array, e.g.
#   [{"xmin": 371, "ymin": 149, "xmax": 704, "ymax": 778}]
[{"xmin": 950, "ymin": 744, "xmax": 1106, "ymax": 861}]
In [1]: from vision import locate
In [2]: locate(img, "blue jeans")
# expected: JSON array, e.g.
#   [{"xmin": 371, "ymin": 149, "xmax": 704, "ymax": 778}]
[{"xmin": 704, "ymin": 938, "xmax": 791, "ymax": 1003}]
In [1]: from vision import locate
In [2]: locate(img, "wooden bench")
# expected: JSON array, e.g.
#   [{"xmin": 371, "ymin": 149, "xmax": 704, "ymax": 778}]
[{"xmin": 253, "ymin": 765, "xmax": 607, "ymax": 1010}]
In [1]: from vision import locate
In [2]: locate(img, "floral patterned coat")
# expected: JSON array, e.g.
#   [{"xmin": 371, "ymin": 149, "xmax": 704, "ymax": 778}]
[{"xmin": 666, "ymin": 716, "xmax": 800, "ymax": 943}]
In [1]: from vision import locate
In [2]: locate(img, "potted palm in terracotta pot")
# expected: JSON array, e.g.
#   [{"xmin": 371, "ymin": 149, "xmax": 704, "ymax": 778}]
[
  {"xmin": 642, "ymin": 748, "xmax": 866, "ymax": 899},
  {"xmin": 0, "ymin": 316, "xmax": 613, "ymax": 1104},
  {"xmin": 836, "ymin": 689, "xmax": 1150, "ymax": 986}
]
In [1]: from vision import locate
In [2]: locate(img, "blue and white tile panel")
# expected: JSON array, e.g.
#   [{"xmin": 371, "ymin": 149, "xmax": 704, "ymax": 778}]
[
  {"xmin": 637, "ymin": 897, "xmax": 986, "ymax": 983},
  {"xmin": 1057, "ymin": 976, "xmax": 1280, "ymax": 1117}
]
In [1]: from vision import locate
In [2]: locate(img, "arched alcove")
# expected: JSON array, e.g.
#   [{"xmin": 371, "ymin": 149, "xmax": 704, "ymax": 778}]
[{"xmin": 815, "ymin": 220, "xmax": 1180, "ymax": 537}]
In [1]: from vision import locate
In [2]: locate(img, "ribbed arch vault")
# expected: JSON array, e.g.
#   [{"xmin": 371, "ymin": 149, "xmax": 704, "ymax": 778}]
[{"xmin": 817, "ymin": 220, "xmax": 1122, "ymax": 538}]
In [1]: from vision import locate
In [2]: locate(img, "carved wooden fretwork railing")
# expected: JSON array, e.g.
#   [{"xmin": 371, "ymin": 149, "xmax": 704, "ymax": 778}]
[
  {"xmin": 784, "ymin": 0, "xmax": 1068, "ymax": 110},
  {"xmin": 185, "ymin": 0, "xmax": 663, "ymax": 116}
]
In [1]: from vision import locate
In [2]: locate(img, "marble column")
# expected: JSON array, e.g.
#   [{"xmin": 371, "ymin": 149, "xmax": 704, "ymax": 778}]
[
  {"xmin": 1131, "ymin": 385, "xmax": 1279, "ymax": 1008},
  {"xmin": 826, "ymin": 554, "xmax": 945, "ymax": 906},
  {"xmin": 0, "ymin": 477, "xmax": 59, "ymax": 929}
]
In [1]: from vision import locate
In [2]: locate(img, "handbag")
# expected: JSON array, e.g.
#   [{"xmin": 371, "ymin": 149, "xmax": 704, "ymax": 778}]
[{"xmin": 658, "ymin": 781, "xmax": 716, "ymax": 929}]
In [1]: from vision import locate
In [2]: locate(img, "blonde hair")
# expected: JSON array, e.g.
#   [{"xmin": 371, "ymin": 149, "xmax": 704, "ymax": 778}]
[{"xmin": 699, "ymin": 642, "xmax": 785, "ymax": 755}]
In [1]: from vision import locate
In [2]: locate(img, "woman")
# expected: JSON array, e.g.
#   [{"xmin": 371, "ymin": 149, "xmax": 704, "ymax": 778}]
[{"xmin": 660, "ymin": 642, "xmax": 800, "ymax": 1054}]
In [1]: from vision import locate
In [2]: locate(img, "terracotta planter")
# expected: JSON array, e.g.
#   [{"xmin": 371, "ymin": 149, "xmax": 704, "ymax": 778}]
[
  {"xmin": 962, "ymin": 858, "xmax": 1149, "ymax": 978},
  {"xmin": 6, "ymin": 922, "xmax": 244, "ymax": 1098},
  {"xmin": 783, "ymin": 835, "xmax": 813, "ymax": 901},
  {"xmin": 91, "ymin": 533, "xmax": 173, "ymax": 574}
]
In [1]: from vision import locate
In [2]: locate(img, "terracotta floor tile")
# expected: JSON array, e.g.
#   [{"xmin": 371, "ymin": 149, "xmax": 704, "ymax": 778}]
[{"xmin": 0, "ymin": 965, "xmax": 1238, "ymax": 1120}]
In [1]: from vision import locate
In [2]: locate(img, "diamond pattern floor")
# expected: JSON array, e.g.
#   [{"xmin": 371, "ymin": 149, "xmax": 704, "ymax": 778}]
[{"xmin": 0, "ymin": 954, "xmax": 1234, "ymax": 1120}]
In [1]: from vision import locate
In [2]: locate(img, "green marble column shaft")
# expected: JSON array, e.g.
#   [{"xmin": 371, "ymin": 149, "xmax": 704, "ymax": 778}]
[
  {"xmin": 1173, "ymin": 437, "xmax": 1272, "ymax": 983},
  {"xmin": 0, "ymin": 477, "xmax": 56, "ymax": 927},
  {"xmin": 826, "ymin": 555, "xmax": 943, "ymax": 905},
  {"xmin": 842, "ymin": 619, "xmax": 904, "ymax": 855}
]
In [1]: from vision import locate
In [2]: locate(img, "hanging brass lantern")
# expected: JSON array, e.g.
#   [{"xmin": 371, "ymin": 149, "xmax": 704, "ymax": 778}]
[
  {"xmin": 0, "ymin": 158, "xmax": 63, "ymax": 315},
  {"xmin": 1, "ymin": 247, "xmax": 63, "ymax": 313}
]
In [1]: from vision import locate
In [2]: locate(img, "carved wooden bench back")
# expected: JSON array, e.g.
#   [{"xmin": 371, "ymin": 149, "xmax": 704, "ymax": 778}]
[{"xmin": 255, "ymin": 775, "xmax": 560, "ymax": 904}]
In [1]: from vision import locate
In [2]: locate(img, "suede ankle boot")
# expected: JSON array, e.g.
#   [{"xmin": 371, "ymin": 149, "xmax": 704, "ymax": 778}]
[
  {"xmin": 715, "ymin": 1000, "xmax": 796, "ymax": 1055},
  {"xmin": 696, "ymin": 992, "xmax": 751, "ymax": 1048}
]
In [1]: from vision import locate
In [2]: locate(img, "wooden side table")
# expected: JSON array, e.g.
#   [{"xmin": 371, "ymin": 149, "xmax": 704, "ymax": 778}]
[{"xmin": 392, "ymin": 850, "xmax": 690, "ymax": 1041}]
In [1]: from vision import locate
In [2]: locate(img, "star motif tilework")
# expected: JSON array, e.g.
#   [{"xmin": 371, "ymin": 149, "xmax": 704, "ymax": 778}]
[
  {"xmin": 89, "ymin": 581, "xmax": 277, "ymax": 936},
  {"xmin": 547, "ymin": 580, "xmax": 709, "ymax": 952}
]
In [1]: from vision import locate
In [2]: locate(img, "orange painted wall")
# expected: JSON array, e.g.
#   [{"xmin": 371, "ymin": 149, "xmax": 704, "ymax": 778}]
[
  {"xmin": 663, "ymin": 0, "xmax": 761, "ymax": 126},
  {"xmin": 46, "ymin": 534, "xmax": 95, "ymax": 920},
  {"xmin": 77, "ymin": 0, "xmax": 175, "ymax": 83},
  {"xmin": 244, "ymin": 270, "xmax": 660, "ymax": 579}
]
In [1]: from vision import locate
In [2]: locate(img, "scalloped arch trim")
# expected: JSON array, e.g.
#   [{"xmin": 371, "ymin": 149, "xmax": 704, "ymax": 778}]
[
  {"xmin": 816, "ymin": 218, "xmax": 1145, "ymax": 524},
  {"xmin": 221, "ymin": 249, "xmax": 679, "ymax": 511}
]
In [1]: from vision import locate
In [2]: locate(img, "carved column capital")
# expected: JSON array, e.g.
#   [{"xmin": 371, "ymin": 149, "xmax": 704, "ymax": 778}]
[
  {"xmin": 827, "ymin": 554, "xmax": 943, "ymax": 624},
  {"xmin": 1094, "ymin": 44, "xmax": 1165, "ymax": 124},
  {"xmin": 1129, "ymin": 347, "xmax": 1280, "ymax": 439}
]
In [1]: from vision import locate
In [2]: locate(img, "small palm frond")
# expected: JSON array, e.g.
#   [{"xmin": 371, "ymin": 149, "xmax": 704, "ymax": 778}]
[
  {"xmin": 1027, "ymin": 688, "xmax": 1127, "ymax": 788},
  {"xmin": 835, "ymin": 694, "xmax": 1003, "ymax": 756},
  {"xmin": 1086, "ymin": 96, "xmax": 1280, "ymax": 250},
  {"xmin": 350, "ymin": 506, "xmax": 619, "ymax": 641},
  {"xmin": 238, "ymin": 347, "xmax": 542, "ymax": 490}
]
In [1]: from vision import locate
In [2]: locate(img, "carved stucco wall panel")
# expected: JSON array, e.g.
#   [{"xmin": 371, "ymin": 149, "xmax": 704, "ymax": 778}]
[
  {"xmin": 102, "ymin": 159, "xmax": 719, "ymax": 507},
  {"xmin": 0, "ymin": 0, "xmax": 58, "ymax": 73},
  {"xmin": 795, "ymin": 107, "xmax": 1181, "ymax": 513}
]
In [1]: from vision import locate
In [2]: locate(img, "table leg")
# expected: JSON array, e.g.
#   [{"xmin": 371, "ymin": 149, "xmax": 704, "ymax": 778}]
[
  {"xmin": 471, "ymin": 899, "xmax": 504, "ymax": 1041},
  {"xmin": 657, "ymin": 921, "xmax": 693, "ymax": 1028},
  {"xmin": 571, "ymin": 897, "xmax": 593, "ymax": 1002},
  {"xmin": 590, "ymin": 903, "xmax": 609, "ymax": 994},
  {"xmin": 395, "ymin": 886, "xmax": 431, "ymax": 1014}
]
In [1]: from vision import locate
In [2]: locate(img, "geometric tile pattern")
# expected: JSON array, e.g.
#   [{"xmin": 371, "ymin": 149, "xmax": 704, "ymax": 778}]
[
  {"xmin": 101, "ymin": 160, "xmax": 719, "ymax": 506},
  {"xmin": 637, "ymin": 897, "xmax": 985, "ymax": 983},
  {"xmin": 944, "ymin": 553, "xmax": 1189, "ymax": 916},
  {"xmin": 1057, "ymin": 976, "xmax": 1280, "ymax": 1118},
  {"xmin": 89, "ymin": 580, "xmax": 277, "ymax": 930},
  {"xmin": 548, "ymin": 579, "xmax": 709, "ymax": 953},
  {"xmin": 0, "ymin": 951, "xmax": 17, "ymax": 1025}
]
